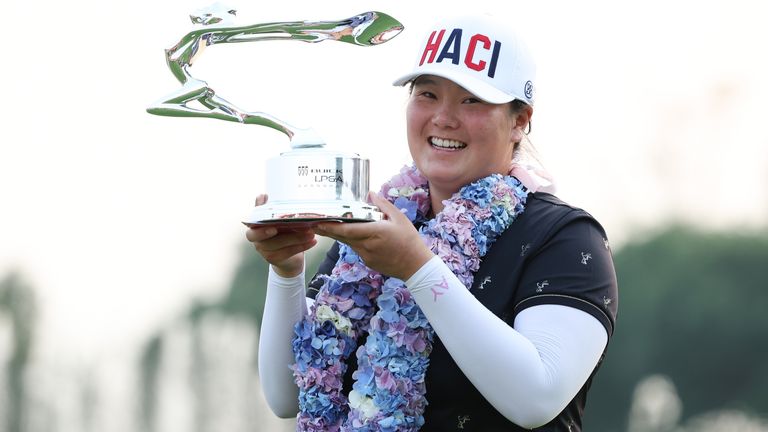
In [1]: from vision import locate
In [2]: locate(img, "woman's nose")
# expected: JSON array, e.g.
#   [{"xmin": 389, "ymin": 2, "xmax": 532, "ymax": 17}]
[{"xmin": 431, "ymin": 103, "xmax": 459, "ymax": 129}]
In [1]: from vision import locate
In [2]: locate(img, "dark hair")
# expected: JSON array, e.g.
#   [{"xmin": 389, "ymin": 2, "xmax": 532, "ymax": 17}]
[
  {"xmin": 509, "ymin": 99, "xmax": 532, "ymax": 156},
  {"xmin": 510, "ymin": 99, "xmax": 528, "ymax": 114}
]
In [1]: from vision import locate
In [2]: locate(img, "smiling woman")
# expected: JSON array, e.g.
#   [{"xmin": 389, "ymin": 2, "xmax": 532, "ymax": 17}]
[
  {"xmin": 4, "ymin": 1, "xmax": 768, "ymax": 430},
  {"xmin": 405, "ymin": 75, "xmax": 531, "ymax": 211},
  {"xmin": 248, "ymin": 13, "xmax": 618, "ymax": 432}
]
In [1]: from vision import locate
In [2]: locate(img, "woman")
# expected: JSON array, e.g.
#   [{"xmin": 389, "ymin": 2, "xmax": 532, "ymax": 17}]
[{"xmin": 248, "ymin": 14, "xmax": 618, "ymax": 431}]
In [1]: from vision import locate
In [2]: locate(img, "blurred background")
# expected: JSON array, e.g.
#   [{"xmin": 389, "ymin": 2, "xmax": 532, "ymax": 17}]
[{"xmin": 1, "ymin": 0, "xmax": 767, "ymax": 431}]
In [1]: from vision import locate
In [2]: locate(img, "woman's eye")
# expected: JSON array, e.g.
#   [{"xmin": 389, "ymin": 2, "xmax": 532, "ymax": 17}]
[
  {"xmin": 418, "ymin": 91, "xmax": 436, "ymax": 99},
  {"xmin": 462, "ymin": 97, "xmax": 481, "ymax": 104}
]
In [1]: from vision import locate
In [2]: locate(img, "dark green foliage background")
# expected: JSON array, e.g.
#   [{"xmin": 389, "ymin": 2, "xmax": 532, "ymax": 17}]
[{"xmin": 584, "ymin": 227, "xmax": 768, "ymax": 431}]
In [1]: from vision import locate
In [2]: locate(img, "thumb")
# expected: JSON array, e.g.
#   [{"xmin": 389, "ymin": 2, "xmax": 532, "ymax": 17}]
[{"xmin": 369, "ymin": 192, "xmax": 407, "ymax": 223}]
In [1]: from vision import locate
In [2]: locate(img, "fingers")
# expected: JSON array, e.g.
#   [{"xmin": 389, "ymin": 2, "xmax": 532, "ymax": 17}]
[
  {"xmin": 245, "ymin": 226, "xmax": 277, "ymax": 243},
  {"xmin": 265, "ymin": 237, "xmax": 317, "ymax": 264},
  {"xmin": 246, "ymin": 226, "xmax": 316, "ymax": 264},
  {"xmin": 314, "ymin": 194, "xmax": 404, "ymax": 242},
  {"xmin": 313, "ymin": 223, "xmax": 344, "ymax": 242},
  {"xmin": 244, "ymin": 198, "xmax": 314, "ymax": 276},
  {"xmin": 369, "ymin": 193, "xmax": 417, "ymax": 229},
  {"xmin": 261, "ymin": 230, "xmax": 315, "ymax": 253},
  {"xmin": 314, "ymin": 221, "xmax": 370, "ymax": 243},
  {"xmin": 368, "ymin": 193, "xmax": 404, "ymax": 222},
  {"xmin": 247, "ymin": 227, "xmax": 314, "ymax": 251}
]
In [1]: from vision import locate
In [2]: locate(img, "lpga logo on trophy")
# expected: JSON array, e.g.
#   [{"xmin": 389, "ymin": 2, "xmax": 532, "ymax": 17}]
[{"xmin": 147, "ymin": 5, "xmax": 404, "ymax": 228}]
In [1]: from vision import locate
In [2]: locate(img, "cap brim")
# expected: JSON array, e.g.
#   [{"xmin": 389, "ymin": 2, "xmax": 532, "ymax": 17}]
[{"xmin": 392, "ymin": 66, "xmax": 517, "ymax": 105}]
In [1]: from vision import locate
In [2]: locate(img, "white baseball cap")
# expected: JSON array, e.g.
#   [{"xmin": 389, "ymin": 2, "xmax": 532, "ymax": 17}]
[{"xmin": 392, "ymin": 14, "xmax": 536, "ymax": 105}]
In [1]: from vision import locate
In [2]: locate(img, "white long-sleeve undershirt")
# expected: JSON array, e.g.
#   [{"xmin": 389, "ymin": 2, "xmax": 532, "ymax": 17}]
[
  {"xmin": 257, "ymin": 266, "xmax": 307, "ymax": 418},
  {"xmin": 258, "ymin": 257, "xmax": 608, "ymax": 427},
  {"xmin": 405, "ymin": 256, "xmax": 607, "ymax": 428}
]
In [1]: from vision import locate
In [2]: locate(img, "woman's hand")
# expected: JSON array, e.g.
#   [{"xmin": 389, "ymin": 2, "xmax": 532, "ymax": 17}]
[
  {"xmin": 245, "ymin": 194, "xmax": 317, "ymax": 278},
  {"xmin": 314, "ymin": 193, "xmax": 434, "ymax": 281}
]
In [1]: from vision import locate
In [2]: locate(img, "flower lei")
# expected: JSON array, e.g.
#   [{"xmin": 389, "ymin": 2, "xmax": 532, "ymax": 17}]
[{"xmin": 291, "ymin": 165, "xmax": 528, "ymax": 431}]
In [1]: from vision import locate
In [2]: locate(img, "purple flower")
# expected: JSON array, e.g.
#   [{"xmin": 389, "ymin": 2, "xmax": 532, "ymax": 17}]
[{"xmin": 347, "ymin": 307, "xmax": 367, "ymax": 320}]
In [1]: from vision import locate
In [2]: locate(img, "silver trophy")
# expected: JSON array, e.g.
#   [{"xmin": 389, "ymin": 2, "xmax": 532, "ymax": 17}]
[{"xmin": 147, "ymin": 5, "xmax": 404, "ymax": 229}]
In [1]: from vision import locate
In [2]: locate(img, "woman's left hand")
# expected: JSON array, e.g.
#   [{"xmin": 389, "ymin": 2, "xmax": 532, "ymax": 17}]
[{"xmin": 314, "ymin": 193, "xmax": 434, "ymax": 281}]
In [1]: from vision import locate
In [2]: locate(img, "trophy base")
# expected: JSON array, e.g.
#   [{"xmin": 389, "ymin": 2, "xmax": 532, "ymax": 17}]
[{"xmin": 242, "ymin": 200, "xmax": 383, "ymax": 231}]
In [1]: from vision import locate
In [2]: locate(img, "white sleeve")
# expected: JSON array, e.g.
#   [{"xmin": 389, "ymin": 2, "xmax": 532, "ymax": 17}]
[
  {"xmin": 257, "ymin": 265, "xmax": 308, "ymax": 418},
  {"xmin": 405, "ymin": 256, "xmax": 608, "ymax": 429}
]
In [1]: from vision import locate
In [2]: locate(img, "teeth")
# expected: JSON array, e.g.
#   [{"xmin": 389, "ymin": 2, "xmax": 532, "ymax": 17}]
[{"xmin": 430, "ymin": 137, "xmax": 466, "ymax": 149}]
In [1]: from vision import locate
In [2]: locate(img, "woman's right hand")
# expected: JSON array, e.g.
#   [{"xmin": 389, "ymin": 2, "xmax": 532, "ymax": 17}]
[{"xmin": 245, "ymin": 194, "xmax": 317, "ymax": 278}]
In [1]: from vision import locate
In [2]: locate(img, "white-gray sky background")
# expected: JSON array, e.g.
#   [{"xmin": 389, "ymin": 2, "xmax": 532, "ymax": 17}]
[{"xmin": 2, "ymin": 0, "xmax": 767, "ymax": 368}]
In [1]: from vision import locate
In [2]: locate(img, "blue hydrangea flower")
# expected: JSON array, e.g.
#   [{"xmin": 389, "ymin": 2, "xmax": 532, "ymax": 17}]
[{"xmin": 394, "ymin": 196, "xmax": 419, "ymax": 222}]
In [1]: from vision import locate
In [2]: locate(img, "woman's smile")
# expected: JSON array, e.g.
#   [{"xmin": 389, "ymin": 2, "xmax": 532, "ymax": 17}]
[{"xmin": 429, "ymin": 136, "xmax": 467, "ymax": 150}]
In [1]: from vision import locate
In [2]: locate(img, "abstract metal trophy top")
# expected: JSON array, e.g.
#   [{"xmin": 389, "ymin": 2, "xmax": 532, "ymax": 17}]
[{"xmin": 146, "ymin": 5, "xmax": 404, "ymax": 147}]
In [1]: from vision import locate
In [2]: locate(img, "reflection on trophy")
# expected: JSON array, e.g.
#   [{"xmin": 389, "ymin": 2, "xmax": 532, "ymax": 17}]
[{"xmin": 147, "ymin": 4, "xmax": 404, "ymax": 229}]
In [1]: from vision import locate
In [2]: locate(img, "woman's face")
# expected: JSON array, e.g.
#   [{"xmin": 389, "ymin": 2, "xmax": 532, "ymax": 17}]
[{"xmin": 406, "ymin": 75, "xmax": 529, "ymax": 197}]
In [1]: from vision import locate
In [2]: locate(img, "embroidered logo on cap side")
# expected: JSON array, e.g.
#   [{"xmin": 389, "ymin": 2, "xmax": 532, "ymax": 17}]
[{"xmin": 524, "ymin": 80, "xmax": 534, "ymax": 100}]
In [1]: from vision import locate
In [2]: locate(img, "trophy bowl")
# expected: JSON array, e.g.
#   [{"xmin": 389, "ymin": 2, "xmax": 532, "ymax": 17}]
[{"xmin": 243, "ymin": 145, "xmax": 383, "ymax": 230}]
